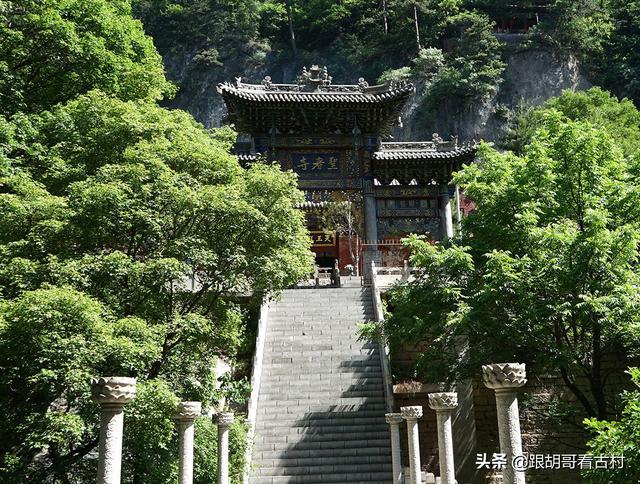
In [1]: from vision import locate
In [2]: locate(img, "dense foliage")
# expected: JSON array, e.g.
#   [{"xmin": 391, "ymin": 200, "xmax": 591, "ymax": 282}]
[
  {"xmin": 583, "ymin": 368, "xmax": 640, "ymax": 483},
  {"xmin": 0, "ymin": 0, "xmax": 174, "ymax": 115},
  {"xmin": 365, "ymin": 89, "xmax": 640, "ymax": 422},
  {"xmin": 132, "ymin": 0, "xmax": 640, "ymax": 127},
  {"xmin": 0, "ymin": 0, "xmax": 313, "ymax": 482}
]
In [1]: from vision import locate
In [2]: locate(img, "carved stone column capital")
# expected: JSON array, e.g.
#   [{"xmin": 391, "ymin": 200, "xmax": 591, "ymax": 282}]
[
  {"xmin": 400, "ymin": 405, "xmax": 423, "ymax": 420},
  {"xmin": 91, "ymin": 377, "xmax": 137, "ymax": 406},
  {"xmin": 483, "ymin": 363, "xmax": 527, "ymax": 484},
  {"xmin": 429, "ymin": 392, "xmax": 458, "ymax": 484},
  {"xmin": 385, "ymin": 413, "xmax": 403, "ymax": 425},
  {"xmin": 482, "ymin": 363, "xmax": 527, "ymax": 391},
  {"xmin": 215, "ymin": 412, "xmax": 235, "ymax": 427},
  {"xmin": 175, "ymin": 401, "xmax": 200, "ymax": 484},
  {"xmin": 428, "ymin": 392, "xmax": 458, "ymax": 412},
  {"xmin": 175, "ymin": 401, "xmax": 202, "ymax": 421},
  {"xmin": 216, "ymin": 412, "xmax": 234, "ymax": 484},
  {"xmin": 92, "ymin": 377, "xmax": 136, "ymax": 484},
  {"xmin": 401, "ymin": 406, "xmax": 423, "ymax": 484},
  {"xmin": 385, "ymin": 413, "xmax": 403, "ymax": 484}
]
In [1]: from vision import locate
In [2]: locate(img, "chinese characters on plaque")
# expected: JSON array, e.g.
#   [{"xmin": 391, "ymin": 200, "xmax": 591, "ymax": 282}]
[
  {"xmin": 309, "ymin": 231, "xmax": 336, "ymax": 247},
  {"xmin": 292, "ymin": 153, "xmax": 340, "ymax": 175}
]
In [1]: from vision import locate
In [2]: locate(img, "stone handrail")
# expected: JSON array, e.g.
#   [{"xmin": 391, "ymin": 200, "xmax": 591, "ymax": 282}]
[
  {"xmin": 243, "ymin": 295, "xmax": 270, "ymax": 484},
  {"xmin": 370, "ymin": 261, "xmax": 395, "ymax": 414}
]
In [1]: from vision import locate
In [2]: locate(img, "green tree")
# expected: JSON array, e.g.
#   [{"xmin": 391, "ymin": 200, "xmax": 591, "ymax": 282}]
[
  {"xmin": 319, "ymin": 197, "xmax": 364, "ymax": 276},
  {"xmin": 584, "ymin": 368, "xmax": 640, "ymax": 483},
  {"xmin": 537, "ymin": 0, "xmax": 613, "ymax": 65},
  {"xmin": 0, "ymin": 0, "xmax": 174, "ymax": 115},
  {"xmin": 510, "ymin": 87, "xmax": 640, "ymax": 158},
  {"xmin": 600, "ymin": 0, "xmax": 640, "ymax": 105},
  {"xmin": 0, "ymin": 91, "xmax": 313, "ymax": 481},
  {"xmin": 372, "ymin": 113, "xmax": 640, "ymax": 420},
  {"xmin": 0, "ymin": 287, "xmax": 160, "ymax": 481},
  {"xmin": 427, "ymin": 11, "xmax": 505, "ymax": 104}
]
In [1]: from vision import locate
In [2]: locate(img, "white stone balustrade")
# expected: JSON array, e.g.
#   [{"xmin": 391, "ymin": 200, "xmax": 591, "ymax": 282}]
[
  {"xmin": 175, "ymin": 401, "xmax": 202, "ymax": 484},
  {"xmin": 428, "ymin": 392, "xmax": 458, "ymax": 484},
  {"xmin": 401, "ymin": 406, "xmax": 423, "ymax": 484},
  {"xmin": 482, "ymin": 363, "xmax": 527, "ymax": 484},
  {"xmin": 386, "ymin": 413, "xmax": 403, "ymax": 484},
  {"xmin": 91, "ymin": 377, "xmax": 137, "ymax": 484},
  {"xmin": 216, "ymin": 412, "xmax": 235, "ymax": 484}
]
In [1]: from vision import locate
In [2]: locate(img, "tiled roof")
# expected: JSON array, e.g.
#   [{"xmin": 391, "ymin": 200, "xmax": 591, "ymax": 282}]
[
  {"xmin": 372, "ymin": 141, "xmax": 477, "ymax": 161},
  {"xmin": 295, "ymin": 201, "xmax": 333, "ymax": 209},
  {"xmin": 236, "ymin": 153, "xmax": 260, "ymax": 162},
  {"xmin": 217, "ymin": 81, "xmax": 414, "ymax": 105}
]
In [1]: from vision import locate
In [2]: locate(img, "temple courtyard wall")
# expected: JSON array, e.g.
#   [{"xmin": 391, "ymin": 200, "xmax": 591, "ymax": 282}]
[{"xmin": 391, "ymin": 343, "xmax": 632, "ymax": 483}]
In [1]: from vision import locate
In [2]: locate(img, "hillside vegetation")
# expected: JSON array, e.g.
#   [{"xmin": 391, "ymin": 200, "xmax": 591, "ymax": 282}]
[{"xmin": 133, "ymin": 0, "xmax": 640, "ymax": 131}]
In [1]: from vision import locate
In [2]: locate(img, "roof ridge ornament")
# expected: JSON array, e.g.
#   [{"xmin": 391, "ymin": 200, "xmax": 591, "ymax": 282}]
[
  {"xmin": 261, "ymin": 75, "xmax": 273, "ymax": 90},
  {"xmin": 297, "ymin": 65, "xmax": 332, "ymax": 90}
]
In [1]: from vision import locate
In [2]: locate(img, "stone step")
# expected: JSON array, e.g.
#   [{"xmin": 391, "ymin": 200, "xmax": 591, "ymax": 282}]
[
  {"xmin": 254, "ymin": 425, "xmax": 388, "ymax": 436},
  {"xmin": 256, "ymin": 411, "xmax": 388, "ymax": 432},
  {"xmin": 254, "ymin": 433, "xmax": 390, "ymax": 446},
  {"xmin": 254, "ymin": 440, "xmax": 390, "ymax": 453},
  {"xmin": 255, "ymin": 455, "xmax": 391, "ymax": 469},
  {"xmin": 251, "ymin": 287, "xmax": 389, "ymax": 482},
  {"xmin": 256, "ymin": 396, "xmax": 385, "ymax": 407},
  {"xmin": 260, "ymin": 371, "xmax": 383, "ymax": 381},
  {"xmin": 254, "ymin": 402, "xmax": 386, "ymax": 416},
  {"xmin": 263, "ymin": 350, "xmax": 378, "ymax": 360},
  {"xmin": 261, "ymin": 368, "xmax": 382, "ymax": 376},
  {"xmin": 254, "ymin": 446, "xmax": 391, "ymax": 460},
  {"xmin": 258, "ymin": 385, "xmax": 383, "ymax": 395},
  {"xmin": 258, "ymin": 391, "xmax": 384, "ymax": 402},
  {"xmin": 253, "ymin": 463, "xmax": 392, "ymax": 477},
  {"xmin": 250, "ymin": 475, "xmax": 390, "ymax": 484}
]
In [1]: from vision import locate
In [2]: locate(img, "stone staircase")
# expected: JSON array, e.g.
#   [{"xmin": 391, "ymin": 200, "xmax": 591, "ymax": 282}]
[{"xmin": 250, "ymin": 287, "xmax": 392, "ymax": 483}]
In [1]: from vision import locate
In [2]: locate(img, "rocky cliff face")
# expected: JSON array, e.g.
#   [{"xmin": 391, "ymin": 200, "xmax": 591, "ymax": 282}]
[
  {"xmin": 395, "ymin": 46, "xmax": 591, "ymax": 144},
  {"xmin": 162, "ymin": 42, "xmax": 590, "ymax": 146},
  {"xmin": 160, "ymin": 45, "xmax": 270, "ymax": 128}
]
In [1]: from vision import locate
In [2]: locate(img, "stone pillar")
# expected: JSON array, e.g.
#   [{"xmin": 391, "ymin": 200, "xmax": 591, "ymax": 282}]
[
  {"xmin": 216, "ymin": 412, "xmax": 235, "ymax": 484},
  {"xmin": 363, "ymin": 178, "xmax": 379, "ymax": 278},
  {"xmin": 91, "ymin": 377, "xmax": 137, "ymax": 484},
  {"xmin": 363, "ymin": 179, "xmax": 378, "ymax": 244},
  {"xmin": 482, "ymin": 363, "xmax": 527, "ymax": 484},
  {"xmin": 428, "ymin": 393, "xmax": 458, "ymax": 484},
  {"xmin": 401, "ymin": 406, "xmax": 423, "ymax": 484},
  {"xmin": 175, "ymin": 401, "xmax": 202, "ymax": 484},
  {"xmin": 385, "ymin": 413, "xmax": 403, "ymax": 484},
  {"xmin": 438, "ymin": 184, "xmax": 453, "ymax": 240}
]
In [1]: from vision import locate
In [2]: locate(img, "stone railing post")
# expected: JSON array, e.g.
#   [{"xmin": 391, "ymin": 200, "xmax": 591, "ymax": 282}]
[
  {"xmin": 385, "ymin": 413, "xmax": 403, "ymax": 484},
  {"xmin": 175, "ymin": 401, "xmax": 202, "ymax": 484},
  {"xmin": 401, "ymin": 259, "xmax": 409, "ymax": 282},
  {"xmin": 91, "ymin": 377, "xmax": 137, "ymax": 484},
  {"xmin": 216, "ymin": 412, "xmax": 234, "ymax": 484},
  {"xmin": 401, "ymin": 406, "xmax": 423, "ymax": 484},
  {"xmin": 428, "ymin": 392, "xmax": 458, "ymax": 484},
  {"xmin": 482, "ymin": 363, "xmax": 527, "ymax": 484}
]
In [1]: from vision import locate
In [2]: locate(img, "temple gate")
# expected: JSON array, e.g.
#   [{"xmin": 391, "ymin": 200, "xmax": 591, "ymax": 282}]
[{"xmin": 218, "ymin": 65, "xmax": 476, "ymax": 273}]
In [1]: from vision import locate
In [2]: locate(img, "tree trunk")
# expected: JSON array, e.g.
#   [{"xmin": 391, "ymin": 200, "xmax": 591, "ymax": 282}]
[
  {"xmin": 559, "ymin": 365, "xmax": 595, "ymax": 417},
  {"xmin": 590, "ymin": 326, "xmax": 608, "ymax": 420},
  {"xmin": 348, "ymin": 233, "xmax": 359, "ymax": 276},
  {"xmin": 413, "ymin": 4, "xmax": 421, "ymax": 52},
  {"xmin": 286, "ymin": 0, "xmax": 297, "ymax": 56},
  {"xmin": 382, "ymin": 0, "xmax": 388, "ymax": 35}
]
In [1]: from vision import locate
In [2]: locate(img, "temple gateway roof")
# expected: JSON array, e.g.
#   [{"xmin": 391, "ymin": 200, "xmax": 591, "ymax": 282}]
[
  {"xmin": 372, "ymin": 136, "xmax": 477, "ymax": 185},
  {"xmin": 217, "ymin": 65, "xmax": 414, "ymax": 134},
  {"xmin": 373, "ymin": 139, "xmax": 477, "ymax": 161}
]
